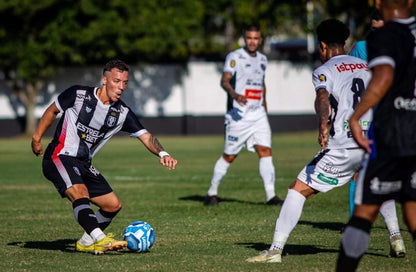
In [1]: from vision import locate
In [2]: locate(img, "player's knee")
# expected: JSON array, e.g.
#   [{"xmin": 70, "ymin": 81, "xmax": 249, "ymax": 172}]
[{"xmin": 223, "ymin": 154, "xmax": 236, "ymax": 163}]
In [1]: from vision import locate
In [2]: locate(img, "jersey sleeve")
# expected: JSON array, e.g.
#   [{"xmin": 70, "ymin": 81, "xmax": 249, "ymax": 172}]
[
  {"xmin": 223, "ymin": 51, "xmax": 237, "ymax": 75},
  {"xmin": 121, "ymin": 109, "xmax": 148, "ymax": 137},
  {"xmin": 312, "ymin": 66, "xmax": 330, "ymax": 92},
  {"xmin": 55, "ymin": 85, "xmax": 80, "ymax": 113},
  {"xmin": 367, "ymin": 27, "xmax": 396, "ymax": 69},
  {"xmin": 349, "ymin": 41, "xmax": 368, "ymax": 62}
]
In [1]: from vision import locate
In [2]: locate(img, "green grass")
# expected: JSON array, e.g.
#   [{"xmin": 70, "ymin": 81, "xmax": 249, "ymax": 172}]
[{"xmin": 0, "ymin": 132, "xmax": 414, "ymax": 272}]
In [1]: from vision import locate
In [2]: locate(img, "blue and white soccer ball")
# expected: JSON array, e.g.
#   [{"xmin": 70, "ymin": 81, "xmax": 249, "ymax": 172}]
[{"xmin": 123, "ymin": 221, "xmax": 155, "ymax": 252}]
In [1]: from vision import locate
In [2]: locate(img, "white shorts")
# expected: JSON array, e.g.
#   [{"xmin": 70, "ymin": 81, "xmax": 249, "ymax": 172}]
[
  {"xmin": 297, "ymin": 148, "xmax": 365, "ymax": 193},
  {"xmin": 223, "ymin": 114, "xmax": 271, "ymax": 155}
]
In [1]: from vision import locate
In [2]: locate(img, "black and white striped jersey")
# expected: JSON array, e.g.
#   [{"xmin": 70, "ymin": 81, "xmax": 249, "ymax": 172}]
[{"xmin": 49, "ymin": 85, "xmax": 147, "ymax": 160}]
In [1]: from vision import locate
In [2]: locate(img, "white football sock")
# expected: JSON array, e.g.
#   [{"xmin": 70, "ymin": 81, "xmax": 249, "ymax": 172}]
[
  {"xmin": 79, "ymin": 232, "xmax": 94, "ymax": 246},
  {"xmin": 259, "ymin": 156, "xmax": 276, "ymax": 201},
  {"xmin": 207, "ymin": 156, "xmax": 230, "ymax": 196},
  {"xmin": 379, "ymin": 199, "xmax": 401, "ymax": 238},
  {"xmin": 270, "ymin": 189, "xmax": 306, "ymax": 251},
  {"xmin": 90, "ymin": 228, "xmax": 106, "ymax": 243}
]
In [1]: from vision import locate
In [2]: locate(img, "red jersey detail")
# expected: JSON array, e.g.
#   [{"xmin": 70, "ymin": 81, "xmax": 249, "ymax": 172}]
[
  {"xmin": 52, "ymin": 119, "xmax": 67, "ymax": 160},
  {"xmin": 245, "ymin": 89, "xmax": 262, "ymax": 100}
]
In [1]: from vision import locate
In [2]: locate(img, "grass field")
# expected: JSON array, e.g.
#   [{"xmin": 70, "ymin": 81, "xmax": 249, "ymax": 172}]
[{"xmin": 0, "ymin": 132, "xmax": 414, "ymax": 272}]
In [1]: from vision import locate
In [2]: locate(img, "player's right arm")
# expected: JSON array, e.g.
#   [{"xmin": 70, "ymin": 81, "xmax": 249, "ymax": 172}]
[
  {"xmin": 220, "ymin": 72, "xmax": 247, "ymax": 106},
  {"xmin": 314, "ymin": 88, "xmax": 331, "ymax": 149},
  {"xmin": 31, "ymin": 102, "xmax": 60, "ymax": 156}
]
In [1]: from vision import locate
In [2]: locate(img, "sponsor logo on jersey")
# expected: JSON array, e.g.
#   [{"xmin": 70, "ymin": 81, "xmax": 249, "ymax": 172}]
[
  {"xmin": 76, "ymin": 122, "xmax": 104, "ymax": 144},
  {"xmin": 318, "ymin": 74, "xmax": 326, "ymax": 82},
  {"xmin": 394, "ymin": 96, "xmax": 416, "ymax": 111},
  {"xmin": 245, "ymin": 89, "xmax": 262, "ymax": 100},
  {"xmin": 245, "ymin": 64, "xmax": 251, "ymax": 68},
  {"xmin": 317, "ymin": 173, "xmax": 338, "ymax": 185},
  {"xmin": 230, "ymin": 60, "xmax": 236, "ymax": 68},
  {"xmin": 335, "ymin": 62, "xmax": 369, "ymax": 73},
  {"xmin": 369, "ymin": 177, "xmax": 402, "ymax": 194}
]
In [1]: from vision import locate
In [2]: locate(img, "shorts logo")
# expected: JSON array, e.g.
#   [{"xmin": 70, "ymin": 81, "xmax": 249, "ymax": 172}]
[
  {"xmin": 73, "ymin": 167, "xmax": 81, "ymax": 176},
  {"xmin": 317, "ymin": 173, "xmax": 338, "ymax": 185},
  {"xmin": 228, "ymin": 135, "xmax": 238, "ymax": 142},
  {"xmin": 89, "ymin": 165, "xmax": 100, "ymax": 176},
  {"xmin": 410, "ymin": 172, "xmax": 416, "ymax": 189},
  {"xmin": 369, "ymin": 177, "xmax": 402, "ymax": 194}
]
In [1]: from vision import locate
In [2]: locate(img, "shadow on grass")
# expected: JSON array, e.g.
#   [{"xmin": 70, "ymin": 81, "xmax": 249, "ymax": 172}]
[
  {"xmin": 179, "ymin": 194, "xmax": 268, "ymax": 206},
  {"xmin": 298, "ymin": 220, "xmax": 345, "ymax": 232},
  {"xmin": 238, "ymin": 242, "xmax": 386, "ymax": 257},
  {"xmin": 8, "ymin": 239, "xmax": 76, "ymax": 252}
]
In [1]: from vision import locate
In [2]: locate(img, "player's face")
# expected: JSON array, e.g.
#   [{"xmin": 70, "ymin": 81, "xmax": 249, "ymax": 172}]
[
  {"xmin": 102, "ymin": 68, "xmax": 129, "ymax": 103},
  {"xmin": 244, "ymin": 31, "xmax": 262, "ymax": 54}
]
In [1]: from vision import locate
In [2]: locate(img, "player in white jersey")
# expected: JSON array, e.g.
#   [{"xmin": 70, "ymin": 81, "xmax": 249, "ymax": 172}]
[
  {"xmin": 246, "ymin": 18, "xmax": 374, "ymax": 263},
  {"xmin": 204, "ymin": 26, "xmax": 283, "ymax": 206},
  {"xmin": 31, "ymin": 60, "xmax": 178, "ymax": 254}
]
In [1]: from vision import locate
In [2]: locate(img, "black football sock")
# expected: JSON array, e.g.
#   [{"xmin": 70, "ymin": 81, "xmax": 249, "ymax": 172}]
[
  {"xmin": 336, "ymin": 216, "xmax": 372, "ymax": 272},
  {"xmin": 96, "ymin": 208, "xmax": 121, "ymax": 231},
  {"xmin": 72, "ymin": 198, "xmax": 100, "ymax": 234}
]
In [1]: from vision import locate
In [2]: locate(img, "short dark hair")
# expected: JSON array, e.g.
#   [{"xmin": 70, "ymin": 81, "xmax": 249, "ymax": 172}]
[
  {"xmin": 316, "ymin": 19, "xmax": 350, "ymax": 46},
  {"xmin": 243, "ymin": 25, "xmax": 261, "ymax": 36},
  {"xmin": 103, "ymin": 59, "xmax": 129, "ymax": 75}
]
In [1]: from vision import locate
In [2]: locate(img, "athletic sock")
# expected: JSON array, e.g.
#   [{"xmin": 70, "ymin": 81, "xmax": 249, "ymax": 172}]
[
  {"xmin": 78, "ymin": 209, "xmax": 121, "ymax": 246},
  {"xmin": 348, "ymin": 180, "xmax": 356, "ymax": 218},
  {"xmin": 379, "ymin": 200, "xmax": 401, "ymax": 238},
  {"xmin": 207, "ymin": 156, "xmax": 230, "ymax": 196},
  {"xmin": 259, "ymin": 156, "xmax": 276, "ymax": 201},
  {"xmin": 336, "ymin": 216, "xmax": 372, "ymax": 272},
  {"xmin": 270, "ymin": 189, "xmax": 306, "ymax": 251},
  {"xmin": 72, "ymin": 198, "xmax": 105, "ymax": 243}
]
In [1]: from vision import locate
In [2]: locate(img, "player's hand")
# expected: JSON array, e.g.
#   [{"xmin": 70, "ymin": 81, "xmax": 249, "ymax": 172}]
[
  {"xmin": 159, "ymin": 155, "xmax": 177, "ymax": 170},
  {"xmin": 349, "ymin": 118, "xmax": 372, "ymax": 153},
  {"xmin": 31, "ymin": 140, "xmax": 44, "ymax": 156},
  {"xmin": 235, "ymin": 95, "xmax": 247, "ymax": 106}
]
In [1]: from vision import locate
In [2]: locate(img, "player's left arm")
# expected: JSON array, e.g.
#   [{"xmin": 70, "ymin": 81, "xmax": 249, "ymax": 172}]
[
  {"xmin": 262, "ymin": 80, "xmax": 268, "ymax": 113},
  {"xmin": 138, "ymin": 132, "xmax": 178, "ymax": 170}
]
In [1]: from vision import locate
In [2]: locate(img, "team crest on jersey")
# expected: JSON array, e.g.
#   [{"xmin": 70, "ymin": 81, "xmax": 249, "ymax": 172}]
[
  {"xmin": 318, "ymin": 74, "xmax": 327, "ymax": 82},
  {"xmin": 230, "ymin": 60, "xmax": 236, "ymax": 68},
  {"xmin": 86, "ymin": 106, "xmax": 92, "ymax": 113},
  {"xmin": 106, "ymin": 115, "xmax": 116, "ymax": 127}
]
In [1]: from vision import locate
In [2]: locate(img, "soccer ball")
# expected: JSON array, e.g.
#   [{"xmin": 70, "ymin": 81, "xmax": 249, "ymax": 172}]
[{"xmin": 123, "ymin": 221, "xmax": 155, "ymax": 252}]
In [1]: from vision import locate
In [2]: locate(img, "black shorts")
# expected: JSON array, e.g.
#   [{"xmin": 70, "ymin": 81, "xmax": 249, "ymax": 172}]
[
  {"xmin": 42, "ymin": 155, "xmax": 113, "ymax": 198},
  {"xmin": 355, "ymin": 155, "xmax": 416, "ymax": 205}
]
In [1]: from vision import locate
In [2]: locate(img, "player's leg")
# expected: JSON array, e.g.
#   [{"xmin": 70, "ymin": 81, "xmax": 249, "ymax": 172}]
[
  {"xmin": 255, "ymin": 145, "xmax": 282, "ymax": 204},
  {"xmin": 348, "ymin": 179, "xmax": 356, "ymax": 217},
  {"xmin": 246, "ymin": 179, "xmax": 317, "ymax": 263},
  {"xmin": 379, "ymin": 200, "xmax": 406, "ymax": 257},
  {"xmin": 205, "ymin": 119, "xmax": 247, "ymax": 205},
  {"xmin": 337, "ymin": 204, "xmax": 379, "ymax": 272}
]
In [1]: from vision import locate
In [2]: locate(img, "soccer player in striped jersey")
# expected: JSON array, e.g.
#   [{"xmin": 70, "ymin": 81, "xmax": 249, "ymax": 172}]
[{"xmin": 31, "ymin": 59, "xmax": 178, "ymax": 254}]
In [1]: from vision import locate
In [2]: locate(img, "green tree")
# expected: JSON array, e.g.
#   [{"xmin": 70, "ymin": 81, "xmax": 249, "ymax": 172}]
[{"xmin": 0, "ymin": 0, "xmax": 204, "ymax": 135}]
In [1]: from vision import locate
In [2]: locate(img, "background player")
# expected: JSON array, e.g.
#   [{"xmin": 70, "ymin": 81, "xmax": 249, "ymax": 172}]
[
  {"xmin": 31, "ymin": 59, "xmax": 178, "ymax": 254},
  {"xmin": 204, "ymin": 26, "xmax": 283, "ymax": 206},
  {"xmin": 246, "ymin": 18, "xmax": 373, "ymax": 263},
  {"xmin": 348, "ymin": 9, "xmax": 406, "ymax": 257},
  {"xmin": 337, "ymin": 0, "xmax": 416, "ymax": 270}
]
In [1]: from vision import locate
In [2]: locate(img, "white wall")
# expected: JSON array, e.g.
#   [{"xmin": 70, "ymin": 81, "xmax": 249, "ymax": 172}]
[{"xmin": 0, "ymin": 61, "xmax": 316, "ymax": 119}]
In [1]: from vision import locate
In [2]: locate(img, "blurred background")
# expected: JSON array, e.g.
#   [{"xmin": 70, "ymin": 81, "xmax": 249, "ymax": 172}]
[{"xmin": 0, "ymin": 0, "xmax": 408, "ymax": 137}]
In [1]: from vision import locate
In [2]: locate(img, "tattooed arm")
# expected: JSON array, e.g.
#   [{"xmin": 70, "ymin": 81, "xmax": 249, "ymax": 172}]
[
  {"xmin": 314, "ymin": 88, "xmax": 331, "ymax": 149},
  {"xmin": 138, "ymin": 132, "xmax": 178, "ymax": 170}
]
